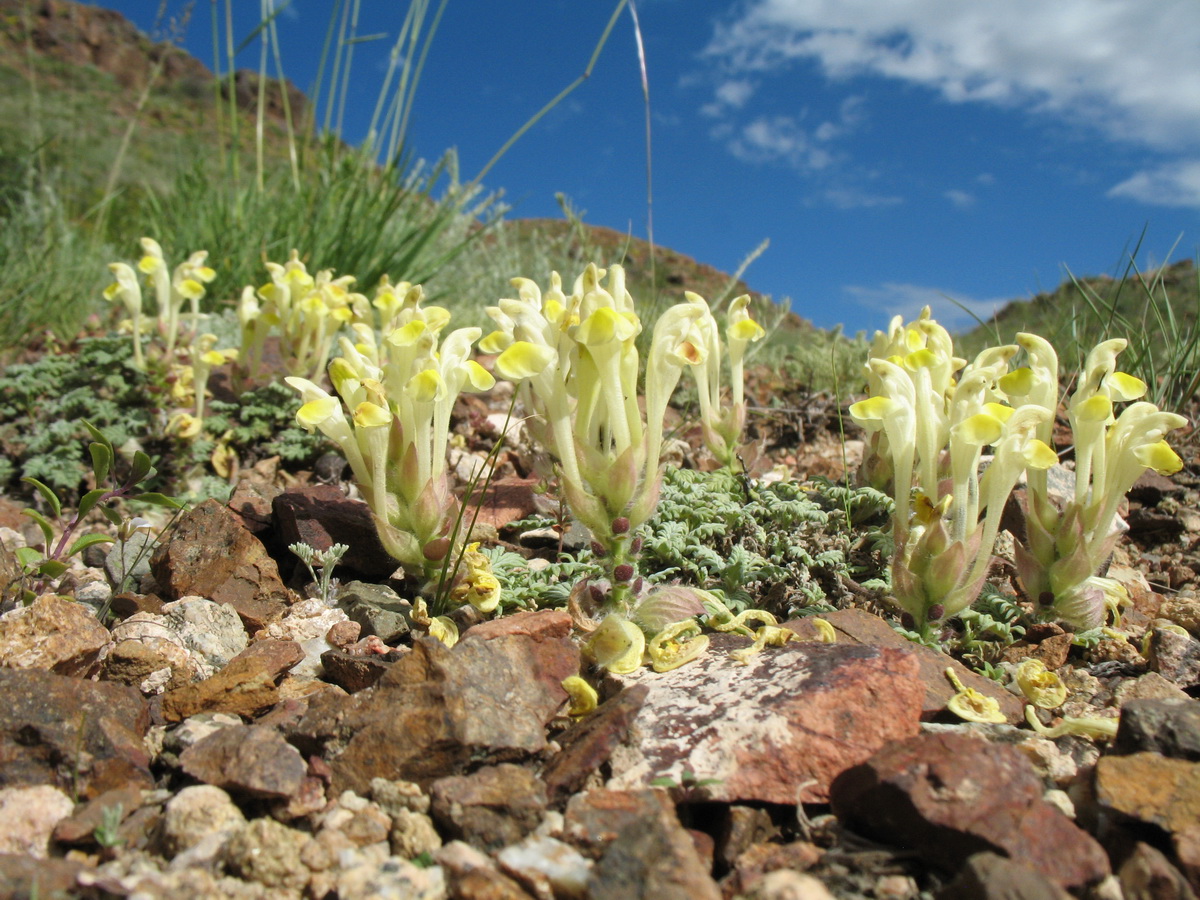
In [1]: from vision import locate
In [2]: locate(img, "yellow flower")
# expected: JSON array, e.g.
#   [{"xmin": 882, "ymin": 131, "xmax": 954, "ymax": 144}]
[
  {"xmin": 561, "ymin": 676, "xmax": 599, "ymax": 718},
  {"xmin": 944, "ymin": 668, "xmax": 1005, "ymax": 724},
  {"xmin": 729, "ymin": 624, "xmax": 795, "ymax": 665},
  {"xmin": 428, "ymin": 616, "xmax": 459, "ymax": 648},
  {"xmin": 1015, "ymin": 659, "xmax": 1068, "ymax": 709},
  {"xmin": 449, "ymin": 542, "xmax": 502, "ymax": 614},
  {"xmin": 647, "ymin": 620, "xmax": 709, "ymax": 672},
  {"xmin": 1024, "ymin": 705, "xmax": 1118, "ymax": 741},
  {"xmin": 584, "ymin": 614, "xmax": 646, "ymax": 674},
  {"xmin": 104, "ymin": 262, "xmax": 146, "ymax": 370}
]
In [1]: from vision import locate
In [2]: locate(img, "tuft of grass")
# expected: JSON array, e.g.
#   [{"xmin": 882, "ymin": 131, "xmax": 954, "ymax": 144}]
[{"xmin": 956, "ymin": 238, "xmax": 1200, "ymax": 414}]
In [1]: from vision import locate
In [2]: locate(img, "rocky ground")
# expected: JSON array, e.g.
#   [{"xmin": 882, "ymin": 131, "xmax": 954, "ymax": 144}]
[{"xmin": 1, "ymin": 375, "xmax": 1200, "ymax": 900}]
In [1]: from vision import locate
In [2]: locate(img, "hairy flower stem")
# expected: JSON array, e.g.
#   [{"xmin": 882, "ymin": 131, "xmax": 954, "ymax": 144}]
[{"xmin": 601, "ymin": 537, "xmax": 639, "ymax": 617}]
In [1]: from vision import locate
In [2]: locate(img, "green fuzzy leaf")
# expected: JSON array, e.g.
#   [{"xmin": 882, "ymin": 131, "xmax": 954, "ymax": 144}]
[
  {"xmin": 14, "ymin": 546, "xmax": 42, "ymax": 569},
  {"xmin": 21, "ymin": 477, "xmax": 61, "ymax": 518},
  {"xmin": 129, "ymin": 451, "xmax": 154, "ymax": 485},
  {"xmin": 67, "ymin": 533, "xmax": 115, "ymax": 558},
  {"xmin": 76, "ymin": 488, "xmax": 109, "ymax": 522},
  {"xmin": 133, "ymin": 492, "xmax": 187, "ymax": 510},
  {"xmin": 21, "ymin": 508, "xmax": 55, "ymax": 548},
  {"xmin": 88, "ymin": 442, "xmax": 112, "ymax": 485},
  {"xmin": 36, "ymin": 559, "xmax": 68, "ymax": 579},
  {"xmin": 81, "ymin": 419, "xmax": 115, "ymax": 456}
]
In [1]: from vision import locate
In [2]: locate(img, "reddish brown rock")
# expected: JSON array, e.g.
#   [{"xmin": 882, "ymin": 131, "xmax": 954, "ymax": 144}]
[
  {"xmin": 179, "ymin": 723, "xmax": 307, "ymax": 799},
  {"xmin": 0, "ymin": 669, "xmax": 151, "ymax": 798},
  {"xmin": 1096, "ymin": 752, "xmax": 1200, "ymax": 834},
  {"xmin": 273, "ymin": 484, "xmax": 397, "ymax": 579},
  {"xmin": 150, "ymin": 498, "xmax": 291, "ymax": 631},
  {"xmin": 0, "ymin": 593, "xmax": 109, "ymax": 676},
  {"xmin": 320, "ymin": 648, "xmax": 393, "ymax": 693},
  {"xmin": 227, "ymin": 638, "xmax": 304, "ymax": 679},
  {"xmin": 465, "ymin": 476, "xmax": 541, "ymax": 531},
  {"xmin": 606, "ymin": 634, "xmax": 924, "ymax": 804},
  {"xmin": 430, "ymin": 764, "xmax": 548, "ymax": 851},
  {"xmin": 107, "ymin": 591, "xmax": 165, "ymax": 620},
  {"xmin": 829, "ymin": 731, "xmax": 1110, "ymax": 890},
  {"xmin": 563, "ymin": 789, "xmax": 664, "ymax": 859},
  {"xmin": 301, "ymin": 611, "xmax": 579, "ymax": 795},
  {"xmin": 101, "ymin": 639, "xmax": 188, "ymax": 693},
  {"xmin": 1149, "ymin": 627, "xmax": 1200, "ymax": 688},
  {"xmin": 935, "ymin": 852, "xmax": 1072, "ymax": 900},
  {"xmin": 52, "ymin": 785, "xmax": 145, "ymax": 845},
  {"xmin": 583, "ymin": 788, "xmax": 721, "ymax": 900},
  {"xmin": 1118, "ymin": 842, "xmax": 1197, "ymax": 900},
  {"xmin": 1115, "ymin": 697, "xmax": 1200, "ymax": 760},
  {"xmin": 0, "ymin": 854, "xmax": 89, "ymax": 900},
  {"xmin": 435, "ymin": 841, "xmax": 537, "ymax": 900},
  {"xmin": 463, "ymin": 609, "xmax": 578, "ymax": 697},
  {"xmin": 723, "ymin": 841, "xmax": 823, "ymax": 898},
  {"xmin": 226, "ymin": 478, "xmax": 281, "ymax": 536},
  {"xmin": 1175, "ymin": 826, "xmax": 1200, "ymax": 892},
  {"xmin": 160, "ymin": 654, "xmax": 280, "ymax": 723},
  {"xmin": 543, "ymin": 685, "xmax": 649, "ymax": 802},
  {"xmin": 790, "ymin": 607, "xmax": 1024, "ymax": 723}
]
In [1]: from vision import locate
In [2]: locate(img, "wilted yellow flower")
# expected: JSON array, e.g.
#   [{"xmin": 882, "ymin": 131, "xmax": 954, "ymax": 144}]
[
  {"xmin": 584, "ymin": 614, "xmax": 646, "ymax": 674},
  {"xmin": 1024, "ymin": 705, "xmax": 1118, "ymax": 741},
  {"xmin": 944, "ymin": 668, "xmax": 1006, "ymax": 724},
  {"xmin": 729, "ymin": 623, "xmax": 795, "ymax": 665},
  {"xmin": 561, "ymin": 676, "xmax": 599, "ymax": 718},
  {"xmin": 647, "ymin": 619, "xmax": 709, "ymax": 672},
  {"xmin": 1015, "ymin": 659, "xmax": 1068, "ymax": 709}
]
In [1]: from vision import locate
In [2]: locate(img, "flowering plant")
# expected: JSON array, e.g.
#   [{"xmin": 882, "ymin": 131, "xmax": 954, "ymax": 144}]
[
  {"xmin": 481, "ymin": 263, "xmax": 764, "ymax": 671},
  {"xmin": 286, "ymin": 283, "xmax": 494, "ymax": 583},
  {"xmin": 1001, "ymin": 334, "xmax": 1187, "ymax": 628},
  {"xmin": 852, "ymin": 308, "xmax": 1188, "ymax": 636},
  {"xmin": 850, "ymin": 309, "xmax": 1058, "ymax": 636},
  {"xmin": 104, "ymin": 238, "xmax": 216, "ymax": 372}
]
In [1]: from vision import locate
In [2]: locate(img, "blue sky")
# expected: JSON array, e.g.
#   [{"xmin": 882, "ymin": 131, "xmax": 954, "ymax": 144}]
[{"xmin": 100, "ymin": 0, "xmax": 1200, "ymax": 335}]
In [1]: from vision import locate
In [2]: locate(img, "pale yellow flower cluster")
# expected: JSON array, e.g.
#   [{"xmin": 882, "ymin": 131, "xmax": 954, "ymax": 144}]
[
  {"xmin": 851, "ymin": 307, "xmax": 1187, "ymax": 635},
  {"xmin": 1004, "ymin": 334, "xmax": 1186, "ymax": 628},
  {"xmin": 103, "ymin": 238, "xmax": 216, "ymax": 371},
  {"xmin": 285, "ymin": 284, "xmax": 494, "ymax": 579}
]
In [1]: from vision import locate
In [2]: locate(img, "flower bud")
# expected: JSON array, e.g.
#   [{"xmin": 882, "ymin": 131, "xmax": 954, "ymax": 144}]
[
  {"xmin": 611, "ymin": 516, "xmax": 630, "ymax": 535},
  {"xmin": 590, "ymin": 584, "xmax": 607, "ymax": 606},
  {"xmin": 590, "ymin": 541, "xmax": 607, "ymax": 558},
  {"xmin": 422, "ymin": 537, "xmax": 451, "ymax": 562},
  {"xmin": 927, "ymin": 604, "xmax": 945, "ymax": 621},
  {"xmin": 630, "ymin": 536, "xmax": 643, "ymax": 554},
  {"xmin": 613, "ymin": 563, "xmax": 635, "ymax": 583}
]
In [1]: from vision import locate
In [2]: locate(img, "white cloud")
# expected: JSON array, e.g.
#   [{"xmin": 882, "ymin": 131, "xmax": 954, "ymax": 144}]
[
  {"xmin": 727, "ymin": 115, "xmax": 835, "ymax": 171},
  {"xmin": 843, "ymin": 282, "xmax": 1009, "ymax": 331},
  {"xmin": 943, "ymin": 189, "xmax": 975, "ymax": 209},
  {"xmin": 820, "ymin": 187, "xmax": 901, "ymax": 210},
  {"xmin": 716, "ymin": 79, "xmax": 756, "ymax": 109},
  {"xmin": 1108, "ymin": 161, "xmax": 1200, "ymax": 207},
  {"xmin": 706, "ymin": 0, "xmax": 1200, "ymax": 151}
]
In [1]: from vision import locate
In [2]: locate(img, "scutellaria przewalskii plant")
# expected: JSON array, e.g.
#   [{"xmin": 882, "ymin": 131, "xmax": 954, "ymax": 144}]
[
  {"xmin": 479, "ymin": 262, "xmax": 774, "ymax": 672},
  {"xmin": 851, "ymin": 307, "xmax": 1188, "ymax": 639}
]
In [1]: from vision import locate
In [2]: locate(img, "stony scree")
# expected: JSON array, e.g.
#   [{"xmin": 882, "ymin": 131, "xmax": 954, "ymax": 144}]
[
  {"xmin": 829, "ymin": 730, "xmax": 1111, "ymax": 890},
  {"xmin": 150, "ymin": 498, "xmax": 292, "ymax": 632},
  {"xmin": 0, "ymin": 593, "xmax": 109, "ymax": 676},
  {"xmin": 0, "ymin": 668, "xmax": 152, "ymax": 798}
]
